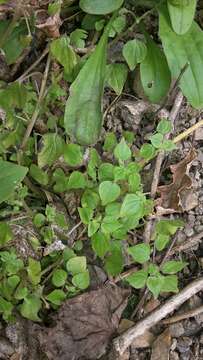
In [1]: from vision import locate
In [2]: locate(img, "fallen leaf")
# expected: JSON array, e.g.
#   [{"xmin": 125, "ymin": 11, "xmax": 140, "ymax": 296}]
[
  {"xmin": 144, "ymin": 298, "xmax": 160, "ymax": 314},
  {"xmin": 39, "ymin": 284, "xmax": 130, "ymax": 360},
  {"xmin": 157, "ymin": 149, "xmax": 197, "ymax": 213},
  {"xmin": 150, "ymin": 329, "xmax": 171, "ymax": 360},
  {"xmin": 36, "ymin": 10, "xmax": 61, "ymax": 38}
]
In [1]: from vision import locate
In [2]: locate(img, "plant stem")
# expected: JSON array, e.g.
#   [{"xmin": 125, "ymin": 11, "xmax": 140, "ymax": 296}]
[{"xmin": 173, "ymin": 119, "xmax": 203, "ymax": 144}]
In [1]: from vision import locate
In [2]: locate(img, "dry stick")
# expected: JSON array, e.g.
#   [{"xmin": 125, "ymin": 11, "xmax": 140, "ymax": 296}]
[
  {"xmin": 113, "ymin": 277, "xmax": 203, "ymax": 356},
  {"xmin": 161, "ymin": 305, "xmax": 203, "ymax": 325},
  {"xmin": 16, "ymin": 46, "xmax": 49, "ymax": 83},
  {"xmin": 173, "ymin": 119, "xmax": 203, "ymax": 144},
  {"xmin": 169, "ymin": 230, "xmax": 203, "ymax": 255},
  {"xmin": 20, "ymin": 54, "xmax": 51, "ymax": 151}
]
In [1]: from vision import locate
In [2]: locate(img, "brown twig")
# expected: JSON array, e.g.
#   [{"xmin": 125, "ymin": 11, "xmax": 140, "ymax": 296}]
[
  {"xmin": 161, "ymin": 305, "xmax": 203, "ymax": 325},
  {"xmin": 20, "ymin": 53, "xmax": 51, "ymax": 151},
  {"xmin": 112, "ymin": 277, "xmax": 203, "ymax": 355},
  {"xmin": 169, "ymin": 231, "xmax": 203, "ymax": 255},
  {"xmin": 173, "ymin": 119, "xmax": 203, "ymax": 144},
  {"xmin": 16, "ymin": 46, "xmax": 49, "ymax": 83}
]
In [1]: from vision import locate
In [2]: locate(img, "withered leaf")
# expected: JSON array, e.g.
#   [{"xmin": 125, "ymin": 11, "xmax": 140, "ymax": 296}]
[
  {"xmin": 36, "ymin": 10, "xmax": 61, "ymax": 38},
  {"xmin": 151, "ymin": 329, "xmax": 171, "ymax": 360},
  {"xmin": 39, "ymin": 284, "xmax": 130, "ymax": 360},
  {"xmin": 157, "ymin": 149, "xmax": 197, "ymax": 213}
]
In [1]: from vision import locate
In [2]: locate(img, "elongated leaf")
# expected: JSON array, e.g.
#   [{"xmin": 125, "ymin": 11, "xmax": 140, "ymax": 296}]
[
  {"xmin": 159, "ymin": 7, "xmax": 203, "ymax": 108},
  {"xmin": 79, "ymin": 0, "xmax": 124, "ymax": 14},
  {"xmin": 167, "ymin": 0, "xmax": 197, "ymax": 34},
  {"xmin": 140, "ymin": 34, "xmax": 171, "ymax": 103},
  {"xmin": 0, "ymin": 161, "xmax": 28, "ymax": 204},
  {"xmin": 64, "ymin": 20, "xmax": 113, "ymax": 145}
]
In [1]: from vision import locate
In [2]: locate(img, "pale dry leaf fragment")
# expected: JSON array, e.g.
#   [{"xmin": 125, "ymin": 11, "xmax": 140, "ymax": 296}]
[
  {"xmin": 150, "ymin": 329, "xmax": 171, "ymax": 360},
  {"xmin": 157, "ymin": 148, "xmax": 197, "ymax": 213},
  {"xmin": 39, "ymin": 284, "xmax": 130, "ymax": 360},
  {"xmin": 36, "ymin": 10, "xmax": 61, "ymax": 38}
]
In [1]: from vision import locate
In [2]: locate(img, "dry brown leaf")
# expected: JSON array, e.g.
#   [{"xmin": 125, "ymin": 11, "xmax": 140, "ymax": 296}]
[
  {"xmin": 157, "ymin": 149, "xmax": 197, "ymax": 213},
  {"xmin": 150, "ymin": 329, "xmax": 171, "ymax": 360},
  {"xmin": 39, "ymin": 285, "xmax": 130, "ymax": 360},
  {"xmin": 36, "ymin": 10, "xmax": 61, "ymax": 38}
]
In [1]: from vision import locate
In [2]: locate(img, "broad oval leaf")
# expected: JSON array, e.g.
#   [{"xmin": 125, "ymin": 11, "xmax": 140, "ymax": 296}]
[
  {"xmin": 106, "ymin": 63, "xmax": 128, "ymax": 95},
  {"xmin": 140, "ymin": 34, "xmax": 171, "ymax": 103},
  {"xmin": 99, "ymin": 181, "xmax": 121, "ymax": 206},
  {"xmin": 159, "ymin": 7, "xmax": 203, "ymax": 108},
  {"xmin": 126, "ymin": 270, "xmax": 148, "ymax": 289},
  {"xmin": 79, "ymin": 0, "xmax": 124, "ymax": 14},
  {"xmin": 50, "ymin": 36, "xmax": 77, "ymax": 77},
  {"xmin": 167, "ymin": 0, "xmax": 197, "ymax": 34},
  {"xmin": 123, "ymin": 39, "xmax": 147, "ymax": 71},
  {"xmin": 0, "ymin": 161, "xmax": 28, "ymax": 204},
  {"xmin": 127, "ymin": 244, "xmax": 150, "ymax": 264},
  {"xmin": 64, "ymin": 21, "xmax": 112, "ymax": 145},
  {"xmin": 120, "ymin": 193, "xmax": 145, "ymax": 217}
]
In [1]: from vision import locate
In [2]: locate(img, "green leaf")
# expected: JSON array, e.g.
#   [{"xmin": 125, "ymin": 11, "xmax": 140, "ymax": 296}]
[
  {"xmin": 81, "ymin": 189, "xmax": 100, "ymax": 209},
  {"xmin": 123, "ymin": 39, "xmax": 147, "ymax": 70},
  {"xmin": 150, "ymin": 133, "xmax": 164, "ymax": 148},
  {"xmin": 0, "ymin": 161, "xmax": 28, "ymax": 204},
  {"xmin": 101, "ymin": 216, "xmax": 122, "ymax": 234},
  {"xmin": 155, "ymin": 219, "xmax": 184, "ymax": 236},
  {"xmin": 155, "ymin": 233, "xmax": 170, "ymax": 251},
  {"xmin": 103, "ymin": 132, "xmax": 117, "ymax": 152},
  {"xmin": 30, "ymin": 164, "xmax": 49, "ymax": 186},
  {"xmin": 106, "ymin": 63, "xmax": 128, "ymax": 95},
  {"xmin": 33, "ymin": 213, "xmax": 46, "ymax": 228},
  {"xmin": 67, "ymin": 171, "xmax": 86, "ymax": 189},
  {"xmin": 140, "ymin": 34, "xmax": 171, "ymax": 103},
  {"xmin": 161, "ymin": 260, "xmax": 187, "ymax": 274},
  {"xmin": 111, "ymin": 15, "xmax": 126, "ymax": 35},
  {"xmin": 38, "ymin": 133, "xmax": 64, "ymax": 168},
  {"xmin": 0, "ymin": 20, "xmax": 28, "ymax": 65},
  {"xmin": 120, "ymin": 193, "xmax": 145, "ymax": 217},
  {"xmin": 52, "ymin": 269, "xmax": 67, "ymax": 287},
  {"xmin": 66, "ymin": 256, "xmax": 87, "ymax": 275},
  {"xmin": 126, "ymin": 270, "xmax": 148, "ymax": 289},
  {"xmin": 114, "ymin": 138, "xmax": 131, "ymax": 161},
  {"xmin": 140, "ymin": 144, "xmax": 156, "ymax": 160},
  {"xmin": 161, "ymin": 275, "xmax": 178, "ymax": 293},
  {"xmin": 72, "ymin": 270, "xmax": 90, "ymax": 289},
  {"xmin": 53, "ymin": 169, "xmax": 68, "ymax": 193},
  {"xmin": 161, "ymin": 140, "xmax": 176, "ymax": 151},
  {"xmin": 0, "ymin": 296, "xmax": 13, "ymax": 319},
  {"xmin": 0, "ymin": 223, "xmax": 13, "ymax": 246},
  {"xmin": 78, "ymin": 207, "xmax": 93, "ymax": 225},
  {"xmin": 91, "ymin": 231, "xmax": 110, "ymax": 258},
  {"xmin": 27, "ymin": 258, "xmax": 41, "ymax": 285},
  {"xmin": 98, "ymin": 163, "xmax": 115, "ymax": 182},
  {"xmin": 20, "ymin": 295, "xmax": 42, "ymax": 322},
  {"xmin": 148, "ymin": 264, "xmax": 159, "ymax": 276},
  {"xmin": 128, "ymin": 173, "xmax": 141, "ymax": 193},
  {"xmin": 50, "ymin": 36, "xmax": 77, "ymax": 76},
  {"xmin": 14, "ymin": 286, "xmax": 28, "ymax": 300},
  {"xmin": 46, "ymin": 289, "xmax": 66, "ymax": 306},
  {"xmin": 105, "ymin": 202, "xmax": 121, "ymax": 217},
  {"xmin": 88, "ymin": 219, "xmax": 100, "ymax": 237},
  {"xmin": 104, "ymin": 245, "xmax": 123, "ymax": 276},
  {"xmin": 64, "ymin": 143, "xmax": 83, "ymax": 167},
  {"xmin": 147, "ymin": 275, "xmax": 165, "ymax": 298},
  {"xmin": 70, "ymin": 29, "xmax": 88, "ymax": 48},
  {"xmin": 128, "ymin": 244, "xmax": 150, "ymax": 264},
  {"xmin": 79, "ymin": 0, "xmax": 124, "ymax": 14},
  {"xmin": 114, "ymin": 166, "xmax": 127, "ymax": 181},
  {"xmin": 99, "ymin": 181, "xmax": 121, "ymax": 206},
  {"xmin": 157, "ymin": 119, "xmax": 172, "ymax": 134},
  {"xmin": 64, "ymin": 19, "xmax": 113, "ymax": 145},
  {"xmin": 159, "ymin": 7, "xmax": 203, "ymax": 108},
  {"xmin": 167, "ymin": 0, "xmax": 197, "ymax": 35}
]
